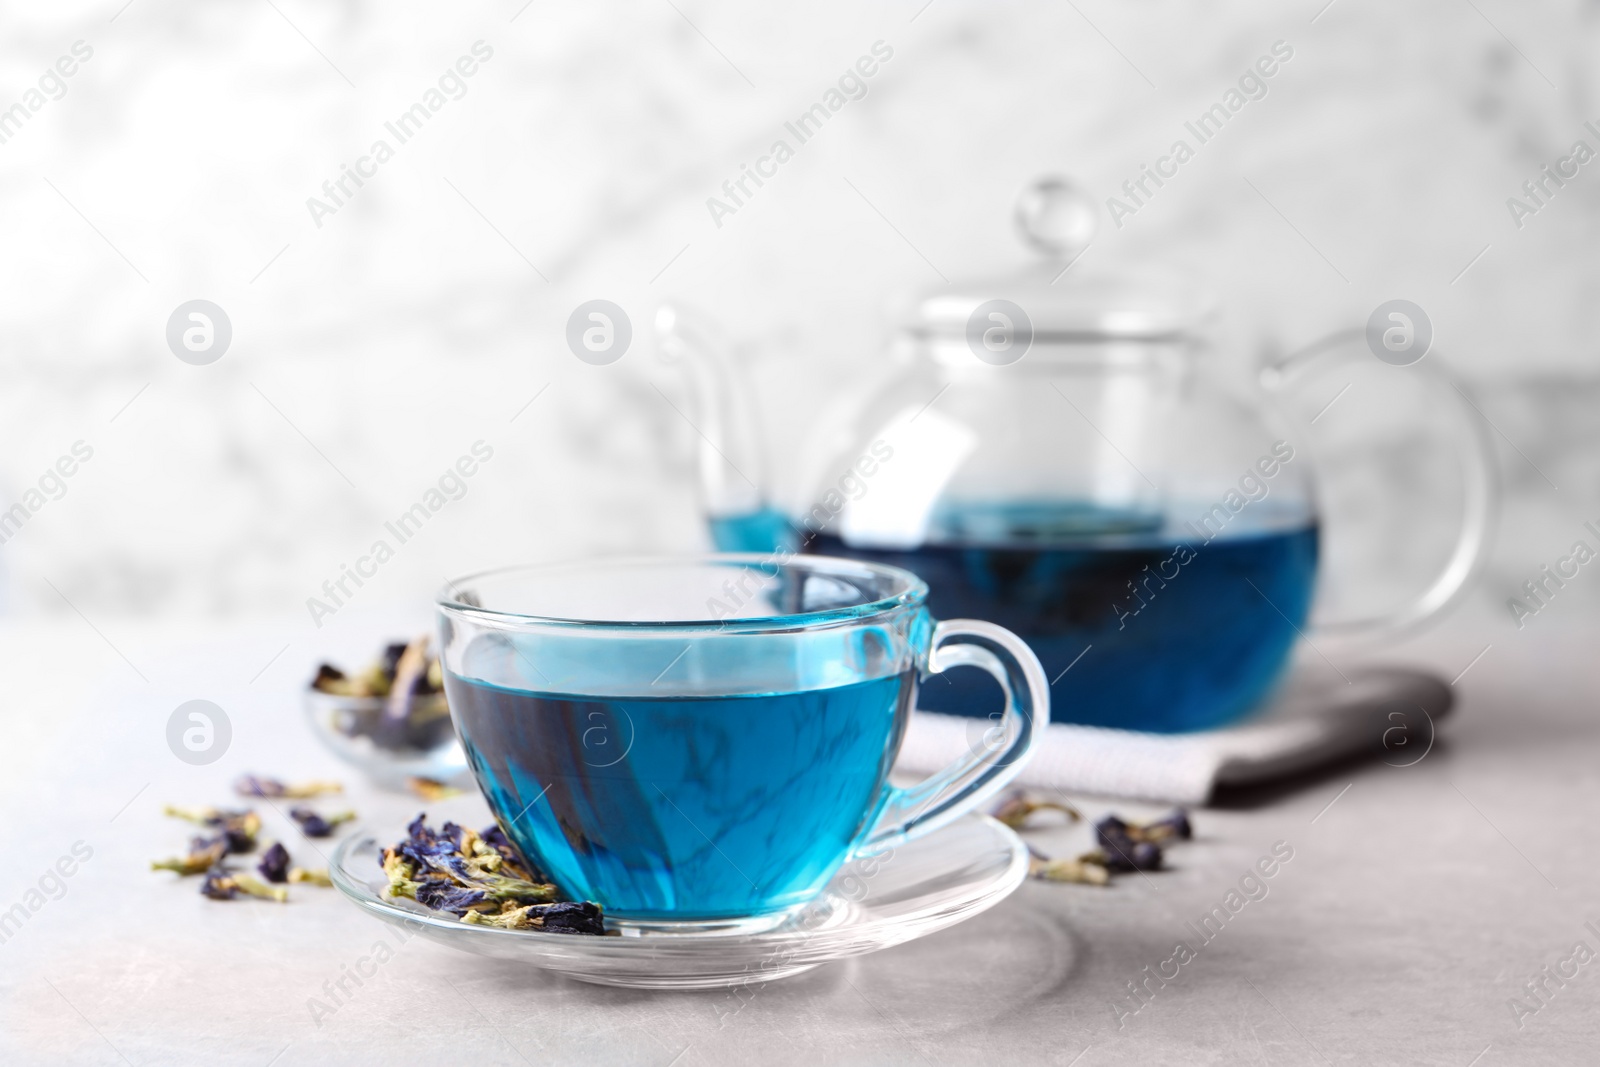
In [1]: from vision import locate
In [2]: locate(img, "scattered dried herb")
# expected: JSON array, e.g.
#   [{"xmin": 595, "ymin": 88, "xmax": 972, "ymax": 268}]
[
  {"xmin": 151, "ymin": 835, "xmax": 228, "ymax": 876},
  {"xmin": 163, "ymin": 805, "xmax": 261, "ymax": 854},
  {"xmin": 407, "ymin": 777, "xmax": 463, "ymax": 802},
  {"xmin": 461, "ymin": 900, "xmax": 604, "ymax": 933},
  {"xmin": 1097, "ymin": 811, "xmax": 1192, "ymax": 846},
  {"xmin": 999, "ymin": 798, "xmax": 1194, "ymax": 887},
  {"xmin": 289, "ymin": 807, "xmax": 356, "ymax": 838},
  {"xmin": 201, "ymin": 866, "xmax": 287, "ymax": 903},
  {"xmin": 234, "ymin": 775, "xmax": 343, "ymax": 799},
  {"xmin": 1096, "ymin": 815, "xmax": 1174, "ymax": 872},
  {"xmin": 311, "ymin": 637, "xmax": 452, "ymax": 754},
  {"xmin": 1026, "ymin": 845, "xmax": 1110, "ymax": 886},
  {"xmin": 991, "ymin": 790, "xmax": 1083, "ymax": 830},
  {"xmin": 156, "ymin": 802, "xmax": 338, "ymax": 902},
  {"xmin": 258, "ymin": 842, "xmax": 291, "ymax": 883},
  {"xmin": 1138, "ymin": 809, "xmax": 1192, "ymax": 844},
  {"xmin": 381, "ymin": 814, "xmax": 604, "ymax": 935}
]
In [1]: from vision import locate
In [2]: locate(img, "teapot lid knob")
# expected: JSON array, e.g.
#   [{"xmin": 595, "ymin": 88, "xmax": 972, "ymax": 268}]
[{"xmin": 1013, "ymin": 176, "xmax": 1097, "ymax": 260}]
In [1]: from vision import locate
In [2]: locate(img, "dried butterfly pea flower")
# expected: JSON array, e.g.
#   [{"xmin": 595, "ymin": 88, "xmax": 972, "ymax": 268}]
[
  {"xmin": 380, "ymin": 642, "xmax": 409, "ymax": 678},
  {"xmin": 1126, "ymin": 842, "xmax": 1164, "ymax": 870},
  {"xmin": 312, "ymin": 638, "xmax": 451, "ymax": 752},
  {"xmin": 312, "ymin": 664, "xmax": 348, "ymax": 692},
  {"xmin": 407, "ymin": 777, "xmax": 462, "ymax": 803},
  {"xmin": 460, "ymin": 901, "xmax": 605, "ymax": 935},
  {"xmin": 289, "ymin": 807, "xmax": 356, "ymax": 838},
  {"xmin": 990, "ymin": 790, "xmax": 1083, "ymax": 830},
  {"xmin": 379, "ymin": 638, "xmax": 431, "ymax": 737},
  {"xmin": 1015, "ymin": 808, "xmax": 1193, "ymax": 888},
  {"xmin": 1138, "ymin": 809, "xmax": 1192, "ymax": 843},
  {"xmin": 201, "ymin": 866, "xmax": 288, "ymax": 902},
  {"xmin": 1098, "ymin": 809, "xmax": 1192, "ymax": 845},
  {"xmin": 311, "ymin": 653, "xmax": 392, "ymax": 698},
  {"xmin": 234, "ymin": 775, "xmax": 344, "ymax": 799},
  {"xmin": 200, "ymin": 866, "xmax": 236, "ymax": 900},
  {"xmin": 414, "ymin": 881, "xmax": 488, "ymax": 914},
  {"xmin": 288, "ymin": 868, "xmax": 332, "ymax": 887},
  {"xmin": 382, "ymin": 814, "xmax": 588, "ymax": 930},
  {"xmin": 1096, "ymin": 811, "xmax": 1187, "ymax": 870},
  {"xmin": 163, "ymin": 805, "xmax": 261, "ymax": 854},
  {"xmin": 1091, "ymin": 821, "xmax": 1165, "ymax": 872},
  {"xmin": 258, "ymin": 842, "xmax": 291, "ymax": 884},
  {"xmin": 450, "ymin": 866, "xmax": 555, "ymax": 907},
  {"xmin": 1025, "ymin": 844, "xmax": 1110, "ymax": 886},
  {"xmin": 1037, "ymin": 858, "xmax": 1111, "ymax": 886},
  {"xmin": 151, "ymin": 835, "xmax": 228, "ymax": 876},
  {"xmin": 480, "ymin": 823, "xmax": 544, "ymax": 883}
]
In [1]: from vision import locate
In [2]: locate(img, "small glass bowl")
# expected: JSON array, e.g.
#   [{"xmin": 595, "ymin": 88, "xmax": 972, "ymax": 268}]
[{"xmin": 303, "ymin": 689, "xmax": 468, "ymax": 789}]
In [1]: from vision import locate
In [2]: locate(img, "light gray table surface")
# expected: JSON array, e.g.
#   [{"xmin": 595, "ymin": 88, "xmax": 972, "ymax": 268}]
[{"xmin": 1, "ymin": 603, "xmax": 1595, "ymax": 1067}]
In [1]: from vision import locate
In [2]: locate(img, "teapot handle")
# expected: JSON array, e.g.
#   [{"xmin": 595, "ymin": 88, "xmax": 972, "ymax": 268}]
[{"xmin": 1260, "ymin": 329, "xmax": 1498, "ymax": 642}]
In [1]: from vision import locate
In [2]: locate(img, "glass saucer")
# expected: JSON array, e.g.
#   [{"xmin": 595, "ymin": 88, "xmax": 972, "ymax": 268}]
[{"xmin": 329, "ymin": 813, "xmax": 1028, "ymax": 990}]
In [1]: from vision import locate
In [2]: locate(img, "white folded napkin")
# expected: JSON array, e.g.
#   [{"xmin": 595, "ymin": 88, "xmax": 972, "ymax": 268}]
[{"xmin": 894, "ymin": 664, "xmax": 1452, "ymax": 806}]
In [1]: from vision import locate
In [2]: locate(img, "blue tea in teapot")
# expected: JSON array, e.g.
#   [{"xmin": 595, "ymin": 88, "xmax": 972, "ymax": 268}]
[
  {"xmin": 665, "ymin": 178, "xmax": 1492, "ymax": 735},
  {"xmin": 810, "ymin": 504, "xmax": 1316, "ymax": 732},
  {"xmin": 715, "ymin": 487, "xmax": 1315, "ymax": 733}
]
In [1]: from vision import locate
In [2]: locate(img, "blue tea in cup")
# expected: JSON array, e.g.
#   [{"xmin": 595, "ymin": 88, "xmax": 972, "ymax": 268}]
[{"xmin": 437, "ymin": 555, "xmax": 1047, "ymax": 929}]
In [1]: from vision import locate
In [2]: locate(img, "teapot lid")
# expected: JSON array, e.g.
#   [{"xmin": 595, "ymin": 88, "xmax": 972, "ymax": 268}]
[{"xmin": 910, "ymin": 177, "xmax": 1212, "ymax": 343}]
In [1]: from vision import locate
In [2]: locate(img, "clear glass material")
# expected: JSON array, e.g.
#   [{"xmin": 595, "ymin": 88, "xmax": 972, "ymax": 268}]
[
  {"xmin": 660, "ymin": 177, "xmax": 1494, "ymax": 733},
  {"xmin": 435, "ymin": 555, "xmax": 1046, "ymax": 930},
  {"xmin": 302, "ymin": 690, "xmax": 468, "ymax": 788},
  {"xmin": 330, "ymin": 812, "xmax": 1028, "ymax": 990},
  {"xmin": 692, "ymin": 331, "xmax": 1324, "ymax": 733},
  {"xmin": 667, "ymin": 323, "xmax": 1492, "ymax": 734}
]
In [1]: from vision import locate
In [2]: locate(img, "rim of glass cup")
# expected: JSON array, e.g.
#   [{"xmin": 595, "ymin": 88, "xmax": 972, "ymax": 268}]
[{"xmin": 436, "ymin": 554, "xmax": 930, "ymax": 634}]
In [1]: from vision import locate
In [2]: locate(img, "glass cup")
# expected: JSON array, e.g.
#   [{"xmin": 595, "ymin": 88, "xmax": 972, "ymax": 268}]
[{"xmin": 436, "ymin": 554, "xmax": 1047, "ymax": 932}]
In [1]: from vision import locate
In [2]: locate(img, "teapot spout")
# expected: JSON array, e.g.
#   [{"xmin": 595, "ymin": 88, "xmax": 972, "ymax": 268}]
[{"xmin": 655, "ymin": 304, "xmax": 793, "ymax": 553}]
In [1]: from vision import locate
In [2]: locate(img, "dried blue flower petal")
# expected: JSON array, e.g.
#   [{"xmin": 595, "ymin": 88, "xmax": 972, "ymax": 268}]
[
  {"xmin": 460, "ymin": 900, "xmax": 605, "ymax": 934},
  {"xmin": 415, "ymin": 881, "xmax": 488, "ymax": 915},
  {"xmin": 258, "ymin": 842, "xmax": 291, "ymax": 883},
  {"xmin": 407, "ymin": 777, "xmax": 462, "ymax": 802},
  {"xmin": 200, "ymin": 865, "xmax": 237, "ymax": 900},
  {"xmin": 1095, "ymin": 814, "xmax": 1130, "ymax": 847},
  {"xmin": 380, "ymin": 642, "xmax": 408, "ymax": 676},
  {"xmin": 481, "ymin": 823, "xmax": 544, "ymax": 882},
  {"xmin": 989, "ymin": 789, "xmax": 1082, "ymax": 830},
  {"xmin": 289, "ymin": 807, "xmax": 355, "ymax": 838},
  {"xmin": 163, "ymin": 805, "xmax": 261, "ymax": 854},
  {"xmin": 312, "ymin": 663, "xmax": 348, "ymax": 690},
  {"xmin": 311, "ymin": 638, "xmax": 449, "ymax": 752},
  {"xmin": 1095, "ymin": 815, "xmax": 1165, "ymax": 871},
  {"xmin": 152, "ymin": 835, "xmax": 227, "ymax": 876},
  {"xmin": 1131, "ymin": 841, "xmax": 1163, "ymax": 869},
  {"xmin": 382, "ymin": 814, "xmax": 594, "ymax": 932},
  {"xmin": 373, "ymin": 638, "xmax": 432, "ymax": 749},
  {"xmin": 528, "ymin": 901, "xmax": 605, "ymax": 935},
  {"xmin": 234, "ymin": 775, "xmax": 343, "ymax": 799},
  {"xmin": 200, "ymin": 865, "xmax": 287, "ymax": 902},
  {"xmin": 1142, "ymin": 808, "xmax": 1192, "ymax": 843},
  {"xmin": 1023, "ymin": 841, "xmax": 1112, "ymax": 885}
]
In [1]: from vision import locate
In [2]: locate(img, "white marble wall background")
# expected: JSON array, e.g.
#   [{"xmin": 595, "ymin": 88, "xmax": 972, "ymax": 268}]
[{"xmin": 0, "ymin": 0, "xmax": 1595, "ymax": 629}]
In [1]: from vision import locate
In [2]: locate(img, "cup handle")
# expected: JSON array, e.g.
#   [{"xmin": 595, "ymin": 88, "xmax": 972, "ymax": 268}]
[
  {"xmin": 861, "ymin": 619, "xmax": 1049, "ymax": 850},
  {"xmin": 1261, "ymin": 328, "xmax": 1499, "ymax": 641}
]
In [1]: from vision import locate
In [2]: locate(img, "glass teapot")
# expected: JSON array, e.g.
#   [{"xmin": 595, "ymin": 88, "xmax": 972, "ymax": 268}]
[{"xmin": 656, "ymin": 178, "xmax": 1496, "ymax": 733}]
